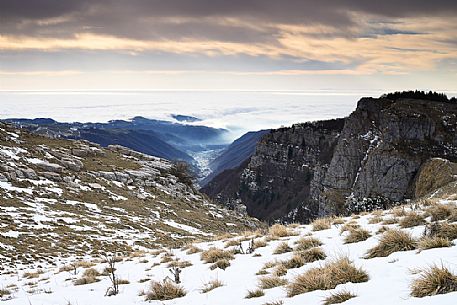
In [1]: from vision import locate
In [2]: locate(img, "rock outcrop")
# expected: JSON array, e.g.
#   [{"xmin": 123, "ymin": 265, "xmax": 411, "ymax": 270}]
[{"xmin": 203, "ymin": 96, "xmax": 457, "ymax": 222}]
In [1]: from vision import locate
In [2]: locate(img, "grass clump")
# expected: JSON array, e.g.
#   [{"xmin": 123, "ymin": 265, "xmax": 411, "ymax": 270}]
[
  {"xmin": 0, "ymin": 288, "xmax": 11, "ymax": 297},
  {"xmin": 399, "ymin": 212, "xmax": 426, "ymax": 228},
  {"xmin": 282, "ymin": 248, "xmax": 326, "ymax": 269},
  {"xmin": 186, "ymin": 245, "xmax": 202, "ymax": 254},
  {"xmin": 424, "ymin": 222, "xmax": 457, "ymax": 240},
  {"xmin": 201, "ymin": 247, "xmax": 234, "ymax": 263},
  {"xmin": 344, "ymin": 228, "xmax": 371, "ymax": 244},
  {"xmin": 418, "ymin": 236, "xmax": 454, "ymax": 250},
  {"xmin": 287, "ymin": 256, "xmax": 368, "ymax": 297},
  {"xmin": 340, "ymin": 222, "xmax": 360, "ymax": 234},
  {"xmin": 269, "ymin": 224, "xmax": 294, "ymax": 237},
  {"xmin": 254, "ymin": 239, "xmax": 268, "ymax": 249},
  {"xmin": 258, "ymin": 276, "xmax": 288, "ymax": 289},
  {"xmin": 246, "ymin": 288, "xmax": 265, "ymax": 298},
  {"xmin": 312, "ymin": 217, "xmax": 332, "ymax": 231},
  {"xmin": 74, "ymin": 276, "xmax": 100, "ymax": 286},
  {"xmin": 273, "ymin": 242, "xmax": 292, "ymax": 254},
  {"xmin": 411, "ymin": 266, "xmax": 457, "ymax": 297},
  {"xmin": 145, "ymin": 281, "xmax": 186, "ymax": 300},
  {"xmin": 368, "ymin": 216, "xmax": 383, "ymax": 224},
  {"xmin": 201, "ymin": 279, "xmax": 224, "ymax": 293},
  {"xmin": 273, "ymin": 264, "xmax": 288, "ymax": 277},
  {"xmin": 294, "ymin": 237, "xmax": 322, "ymax": 251},
  {"xmin": 262, "ymin": 301, "xmax": 283, "ymax": 305},
  {"xmin": 365, "ymin": 229, "xmax": 416, "ymax": 258},
  {"xmin": 209, "ymin": 259, "xmax": 231, "ymax": 270},
  {"xmin": 167, "ymin": 259, "xmax": 192, "ymax": 269},
  {"xmin": 82, "ymin": 268, "xmax": 99, "ymax": 278},
  {"xmin": 323, "ymin": 290, "xmax": 357, "ymax": 305},
  {"xmin": 426, "ymin": 204, "xmax": 452, "ymax": 221}
]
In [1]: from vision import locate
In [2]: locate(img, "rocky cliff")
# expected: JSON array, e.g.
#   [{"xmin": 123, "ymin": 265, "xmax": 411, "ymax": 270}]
[{"xmin": 203, "ymin": 95, "xmax": 457, "ymax": 223}]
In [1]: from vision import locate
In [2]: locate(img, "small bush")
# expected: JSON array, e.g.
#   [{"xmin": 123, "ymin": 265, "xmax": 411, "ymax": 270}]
[
  {"xmin": 312, "ymin": 218, "xmax": 332, "ymax": 231},
  {"xmin": 426, "ymin": 204, "xmax": 452, "ymax": 221},
  {"xmin": 246, "ymin": 288, "xmax": 265, "ymax": 298},
  {"xmin": 210, "ymin": 259, "xmax": 231, "ymax": 270},
  {"xmin": 258, "ymin": 276, "xmax": 288, "ymax": 289},
  {"xmin": 365, "ymin": 229, "xmax": 416, "ymax": 258},
  {"xmin": 269, "ymin": 224, "xmax": 293, "ymax": 237},
  {"xmin": 399, "ymin": 212, "xmax": 426, "ymax": 228},
  {"xmin": 201, "ymin": 279, "xmax": 224, "ymax": 293},
  {"xmin": 418, "ymin": 237, "xmax": 453, "ymax": 250},
  {"xmin": 201, "ymin": 248, "xmax": 234, "ymax": 263},
  {"xmin": 344, "ymin": 228, "xmax": 371, "ymax": 244},
  {"xmin": 287, "ymin": 257, "xmax": 368, "ymax": 297},
  {"xmin": 145, "ymin": 281, "xmax": 186, "ymax": 300},
  {"xmin": 323, "ymin": 290, "xmax": 357, "ymax": 305},
  {"xmin": 411, "ymin": 266, "xmax": 457, "ymax": 297},
  {"xmin": 294, "ymin": 237, "xmax": 322, "ymax": 251},
  {"xmin": 273, "ymin": 242, "xmax": 292, "ymax": 254}
]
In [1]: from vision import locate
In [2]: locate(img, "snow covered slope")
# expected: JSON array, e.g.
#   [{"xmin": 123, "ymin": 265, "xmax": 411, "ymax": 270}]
[
  {"xmin": 1, "ymin": 198, "xmax": 456, "ymax": 305},
  {"xmin": 0, "ymin": 123, "xmax": 258, "ymax": 269}
]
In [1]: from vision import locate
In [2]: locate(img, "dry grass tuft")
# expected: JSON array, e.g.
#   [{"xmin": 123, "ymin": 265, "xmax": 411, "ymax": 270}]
[
  {"xmin": 340, "ymin": 222, "xmax": 360, "ymax": 234},
  {"xmin": 411, "ymin": 266, "xmax": 457, "ymax": 298},
  {"xmin": 399, "ymin": 212, "xmax": 426, "ymax": 228},
  {"xmin": 167, "ymin": 259, "xmax": 192, "ymax": 269},
  {"xmin": 365, "ymin": 229, "xmax": 416, "ymax": 258},
  {"xmin": 294, "ymin": 237, "xmax": 322, "ymax": 252},
  {"xmin": 201, "ymin": 248, "xmax": 234, "ymax": 263},
  {"xmin": 332, "ymin": 217, "xmax": 345, "ymax": 225},
  {"xmin": 254, "ymin": 239, "xmax": 268, "ymax": 249},
  {"xmin": 224, "ymin": 239, "xmax": 240, "ymax": 248},
  {"xmin": 368, "ymin": 216, "xmax": 383, "ymax": 224},
  {"xmin": 418, "ymin": 236, "xmax": 454, "ymax": 250},
  {"xmin": 262, "ymin": 301, "xmax": 284, "ymax": 305},
  {"xmin": 186, "ymin": 245, "xmax": 202, "ymax": 255},
  {"xmin": 209, "ymin": 259, "xmax": 231, "ymax": 270},
  {"xmin": 245, "ymin": 288, "xmax": 265, "ymax": 298},
  {"xmin": 424, "ymin": 222, "xmax": 457, "ymax": 240},
  {"xmin": 0, "ymin": 288, "xmax": 11, "ymax": 297},
  {"xmin": 344, "ymin": 228, "xmax": 371, "ymax": 244},
  {"xmin": 286, "ymin": 256, "xmax": 368, "ymax": 297},
  {"xmin": 146, "ymin": 281, "xmax": 186, "ymax": 300},
  {"xmin": 82, "ymin": 268, "xmax": 99, "ymax": 278},
  {"xmin": 273, "ymin": 242, "xmax": 292, "ymax": 254},
  {"xmin": 269, "ymin": 224, "xmax": 294, "ymax": 238},
  {"xmin": 426, "ymin": 204, "xmax": 452, "ymax": 221},
  {"xmin": 381, "ymin": 217, "xmax": 398, "ymax": 225},
  {"xmin": 282, "ymin": 247, "xmax": 326, "ymax": 269},
  {"xmin": 201, "ymin": 279, "xmax": 224, "ymax": 293},
  {"xmin": 258, "ymin": 276, "xmax": 288, "ymax": 289},
  {"xmin": 273, "ymin": 264, "xmax": 288, "ymax": 277},
  {"xmin": 74, "ymin": 276, "xmax": 100, "ymax": 286},
  {"xmin": 323, "ymin": 290, "xmax": 357, "ymax": 305},
  {"xmin": 312, "ymin": 217, "xmax": 332, "ymax": 231}
]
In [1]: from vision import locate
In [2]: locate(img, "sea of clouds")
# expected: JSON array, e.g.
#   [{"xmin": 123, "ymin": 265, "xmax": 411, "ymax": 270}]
[{"xmin": 1, "ymin": 90, "xmax": 387, "ymax": 141}]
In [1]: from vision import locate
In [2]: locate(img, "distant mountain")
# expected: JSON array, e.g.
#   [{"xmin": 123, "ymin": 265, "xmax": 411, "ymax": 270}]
[
  {"xmin": 3, "ymin": 117, "xmax": 230, "ymax": 164},
  {"xmin": 200, "ymin": 129, "xmax": 270, "ymax": 186},
  {"xmin": 171, "ymin": 114, "xmax": 202, "ymax": 123}
]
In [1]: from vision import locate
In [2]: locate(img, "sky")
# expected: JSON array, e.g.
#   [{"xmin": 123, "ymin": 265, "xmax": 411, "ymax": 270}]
[{"xmin": 1, "ymin": 0, "xmax": 457, "ymax": 91}]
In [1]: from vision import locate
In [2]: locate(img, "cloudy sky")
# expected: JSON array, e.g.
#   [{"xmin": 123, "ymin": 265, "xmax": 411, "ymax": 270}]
[{"xmin": 1, "ymin": 0, "xmax": 457, "ymax": 91}]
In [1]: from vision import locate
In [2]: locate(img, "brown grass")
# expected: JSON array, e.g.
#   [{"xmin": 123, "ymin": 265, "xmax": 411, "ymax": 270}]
[
  {"xmin": 344, "ymin": 228, "xmax": 371, "ymax": 244},
  {"xmin": 201, "ymin": 279, "xmax": 224, "ymax": 293},
  {"xmin": 399, "ymin": 212, "xmax": 426, "ymax": 228},
  {"xmin": 201, "ymin": 248, "xmax": 234, "ymax": 263},
  {"xmin": 262, "ymin": 301, "xmax": 283, "ymax": 305},
  {"xmin": 0, "ymin": 288, "xmax": 11, "ymax": 297},
  {"xmin": 287, "ymin": 257, "xmax": 368, "ymax": 297},
  {"xmin": 224, "ymin": 239, "xmax": 240, "ymax": 248},
  {"xmin": 145, "ymin": 281, "xmax": 186, "ymax": 300},
  {"xmin": 366, "ymin": 229, "xmax": 416, "ymax": 258},
  {"xmin": 245, "ymin": 288, "xmax": 265, "ymax": 298},
  {"xmin": 418, "ymin": 236, "xmax": 454, "ymax": 250},
  {"xmin": 332, "ymin": 217, "xmax": 345, "ymax": 225},
  {"xmin": 273, "ymin": 264, "xmax": 288, "ymax": 277},
  {"xmin": 167, "ymin": 259, "xmax": 192, "ymax": 269},
  {"xmin": 186, "ymin": 245, "xmax": 202, "ymax": 254},
  {"xmin": 312, "ymin": 217, "xmax": 332, "ymax": 231},
  {"xmin": 254, "ymin": 239, "xmax": 268, "ymax": 249},
  {"xmin": 368, "ymin": 216, "xmax": 383, "ymax": 224},
  {"xmin": 269, "ymin": 224, "xmax": 294, "ymax": 237},
  {"xmin": 340, "ymin": 222, "xmax": 360, "ymax": 234},
  {"xmin": 273, "ymin": 242, "xmax": 292, "ymax": 254},
  {"xmin": 258, "ymin": 276, "xmax": 288, "ymax": 289},
  {"xmin": 411, "ymin": 266, "xmax": 457, "ymax": 297},
  {"xmin": 294, "ymin": 237, "xmax": 322, "ymax": 252},
  {"xmin": 381, "ymin": 218, "xmax": 398, "ymax": 225},
  {"xmin": 74, "ymin": 276, "xmax": 100, "ymax": 286},
  {"xmin": 282, "ymin": 247, "xmax": 326, "ymax": 269},
  {"xmin": 424, "ymin": 222, "xmax": 457, "ymax": 240},
  {"xmin": 209, "ymin": 259, "xmax": 231, "ymax": 270},
  {"xmin": 82, "ymin": 268, "xmax": 99, "ymax": 278},
  {"xmin": 426, "ymin": 204, "xmax": 452, "ymax": 221},
  {"xmin": 323, "ymin": 290, "xmax": 357, "ymax": 305}
]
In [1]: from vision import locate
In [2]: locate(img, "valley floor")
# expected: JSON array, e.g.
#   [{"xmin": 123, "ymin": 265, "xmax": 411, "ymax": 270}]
[{"xmin": 1, "ymin": 200, "xmax": 457, "ymax": 305}]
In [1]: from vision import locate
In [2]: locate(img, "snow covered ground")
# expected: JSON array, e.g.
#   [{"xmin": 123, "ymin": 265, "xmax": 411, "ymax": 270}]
[{"xmin": 1, "ymin": 200, "xmax": 456, "ymax": 305}]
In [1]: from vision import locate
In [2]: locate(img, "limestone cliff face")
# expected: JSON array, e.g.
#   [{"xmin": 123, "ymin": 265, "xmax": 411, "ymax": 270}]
[{"xmin": 203, "ymin": 97, "xmax": 457, "ymax": 223}]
